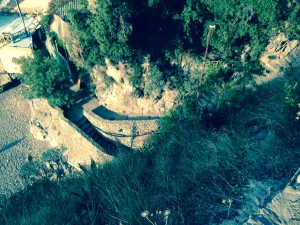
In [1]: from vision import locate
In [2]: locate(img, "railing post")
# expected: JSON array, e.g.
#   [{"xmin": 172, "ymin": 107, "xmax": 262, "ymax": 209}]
[{"xmin": 15, "ymin": 0, "xmax": 29, "ymax": 37}]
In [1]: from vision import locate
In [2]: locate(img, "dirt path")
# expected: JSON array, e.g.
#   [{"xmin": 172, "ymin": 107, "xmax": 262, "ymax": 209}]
[{"xmin": 0, "ymin": 86, "xmax": 50, "ymax": 196}]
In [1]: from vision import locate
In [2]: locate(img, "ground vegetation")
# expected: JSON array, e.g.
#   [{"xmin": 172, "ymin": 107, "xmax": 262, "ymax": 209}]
[
  {"xmin": 1, "ymin": 65, "xmax": 299, "ymax": 224},
  {"xmin": 17, "ymin": 51, "xmax": 74, "ymax": 108},
  {"xmin": 66, "ymin": 0, "xmax": 298, "ymax": 96},
  {"xmin": 1, "ymin": 1, "xmax": 299, "ymax": 224}
]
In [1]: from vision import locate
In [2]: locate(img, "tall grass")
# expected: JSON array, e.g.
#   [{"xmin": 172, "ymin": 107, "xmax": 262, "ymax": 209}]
[{"xmin": 0, "ymin": 67, "xmax": 299, "ymax": 224}]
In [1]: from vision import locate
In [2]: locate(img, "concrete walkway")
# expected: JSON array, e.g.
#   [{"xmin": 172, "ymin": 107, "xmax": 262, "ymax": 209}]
[{"xmin": 85, "ymin": 98, "xmax": 159, "ymax": 121}]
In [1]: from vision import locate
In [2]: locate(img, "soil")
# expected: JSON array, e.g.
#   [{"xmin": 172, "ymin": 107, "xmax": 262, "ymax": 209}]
[{"xmin": 0, "ymin": 86, "xmax": 50, "ymax": 196}]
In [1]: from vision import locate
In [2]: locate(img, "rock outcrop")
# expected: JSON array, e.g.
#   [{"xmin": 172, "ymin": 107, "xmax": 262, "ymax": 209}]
[
  {"xmin": 91, "ymin": 60, "xmax": 178, "ymax": 117},
  {"xmin": 257, "ymin": 33, "xmax": 300, "ymax": 85},
  {"xmin": 245, "ymin": 169, "xmax": 300, "ymax": 225},
  {"xmin": 29, "ymin": 98, "xmax": 112, "ymax": 168},
  {"xmin": 221, "ymin": 170, "xmax": 300, "ymax": 225}
]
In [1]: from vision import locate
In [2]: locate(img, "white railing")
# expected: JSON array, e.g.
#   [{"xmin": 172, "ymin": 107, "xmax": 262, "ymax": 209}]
[{"xmin": 56, "ymin": 0, "xmax": 82, "ymax": 18}]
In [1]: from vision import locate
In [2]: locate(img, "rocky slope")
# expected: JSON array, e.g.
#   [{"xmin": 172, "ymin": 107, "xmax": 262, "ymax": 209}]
[
  {"xmin": 245, "ymin": 182, "xmax": 300, "ymax": 224},
  {"xmin": 0, "ymin": 86, "xmax": 50, "ymax": 196},
  {"xmin": 91, "ymin": 60, "xmax": 178, "ymax": 117}
]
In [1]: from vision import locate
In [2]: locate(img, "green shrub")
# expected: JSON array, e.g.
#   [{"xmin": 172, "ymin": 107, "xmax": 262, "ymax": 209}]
[
  {"xmin": 20, "ymin": 147, "xmax": 71, "ymax": 183},
  {"xmin": 17, "ymin": 51, "xmax": 74, "ymax": 108},
  {"xmin": 65, "ymin": 0, "xmax": 297, "ymax": 98},
  {"xmin": 39, "ymin": 15, "xmax": 53, "ymax": 32},
  {"xmin": 144, "ymin": 63, "xmax": 165, "ymax": 98},
  {"xmin": 282, "ymin": 65, "xmax": 300, "ymax": 124}
]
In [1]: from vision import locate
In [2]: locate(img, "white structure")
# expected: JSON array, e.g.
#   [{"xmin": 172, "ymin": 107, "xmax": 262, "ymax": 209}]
[
  {"xmin": 15, "ymin": 0, "xmax": 51, "ymax": 14},
  {"xmin": 0, "ymin": 40, "xmax": 32, "ymax": 73},
  {"xmin": 0, "ymin": 14, "xmax": 43, "ymax": 73},
  {"xmin": 1, "ymin": 0, "xmax": 50, "ymax": 13},
  {"xmin": 0, "ymin": 0, "xmax": 17, "ymax": 9}
]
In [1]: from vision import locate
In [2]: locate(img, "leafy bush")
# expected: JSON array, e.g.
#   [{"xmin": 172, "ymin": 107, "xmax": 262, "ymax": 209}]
[
  {"xmin": 283, "ymin": 65, "xmax": 300, "ymax": 124},
  {"xmin": 20, "ymin": 147, "xmax": 71, "ymax": 183},
  {"xmin": 65, "ymin": 0, "xmax": 298, "ymax": 99},
  {"xmin": 67, "ymin": 9, "xmax": 102, "ymax": 69},
  {"xmin": 17, "ymin": 51, "xmax": 74, "ymax": 108},
  {"xmin": 39, "ymin": 15, "xmax": 53, "ymax": 33},
  {"xmin": 143, "ymin": 63, "xmax": 165, "ymax": 98}
]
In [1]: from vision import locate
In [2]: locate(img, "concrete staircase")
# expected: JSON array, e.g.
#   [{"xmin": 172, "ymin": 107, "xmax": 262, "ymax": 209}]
[{"xmin": 73, "ymin": 115, "xmax": 118, "ymax": 156}]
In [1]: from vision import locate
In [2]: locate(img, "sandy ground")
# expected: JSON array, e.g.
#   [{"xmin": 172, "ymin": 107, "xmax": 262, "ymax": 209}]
[{"xmin": 0, "ymin": 86, "xmax": 50, "ymax": 196}]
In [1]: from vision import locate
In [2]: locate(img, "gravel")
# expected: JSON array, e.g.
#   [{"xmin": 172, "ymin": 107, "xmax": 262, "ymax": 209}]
[{"xmin": 0, "ymin": 86, "xmax": 50, "ymax": 196}]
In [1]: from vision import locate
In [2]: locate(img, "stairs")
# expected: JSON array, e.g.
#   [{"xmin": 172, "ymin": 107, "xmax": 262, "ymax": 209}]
[{"xmin": 74, "ymin": 116, "xmax": 118, "ymax": 156}]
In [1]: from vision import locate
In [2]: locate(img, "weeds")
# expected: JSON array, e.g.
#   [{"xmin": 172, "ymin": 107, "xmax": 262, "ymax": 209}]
[{"xmin": 0, "ymin": 66, "xmax": 299, "ymax": 225}]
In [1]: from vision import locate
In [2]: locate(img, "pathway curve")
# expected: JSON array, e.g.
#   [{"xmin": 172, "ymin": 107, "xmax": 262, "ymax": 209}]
[{"xmin": 0, "ymin": 86, "xmax": 50, "ymax": 196}]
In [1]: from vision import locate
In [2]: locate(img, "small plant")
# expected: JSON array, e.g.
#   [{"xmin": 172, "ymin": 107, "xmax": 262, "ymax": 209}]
[
  {"xmin": 143, "ymin": 63, "xmax": 165, "ymax": 98},
  {"xmin": 39, "ymin": 15, "xmax": 54, "ymax": 32},
  {"xmin": 20, "ymin": 147, "xmax": 72, "ymax": 183},
  {"xmin": 283, "ymin": 65, "xmax": 300, "ymax": 122},
  {"xmin": 141, "ymin": 209, "xmax": 171, "ymax": 225}
]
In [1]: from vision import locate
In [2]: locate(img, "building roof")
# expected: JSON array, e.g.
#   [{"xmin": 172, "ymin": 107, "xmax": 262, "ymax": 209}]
[
  {"xmin": 17, "ymin": 0, "xmax": 50, "ymax": 13},
  {"xmin": 0, "ymin": 14, "xmax": 18, "ymax": 29},
  {"xmin": 0, "ymin": 14, "xmax": 42, "ymax": 36},
  {"xmin": 0, "ymin": 14, "xmax": 43, "ymax": 48}
]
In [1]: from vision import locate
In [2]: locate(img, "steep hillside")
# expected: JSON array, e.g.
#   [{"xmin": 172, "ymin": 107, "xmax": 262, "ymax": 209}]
[{"xmin": 2, "ymin": 0, "xmax": 299, "ymax": 224}]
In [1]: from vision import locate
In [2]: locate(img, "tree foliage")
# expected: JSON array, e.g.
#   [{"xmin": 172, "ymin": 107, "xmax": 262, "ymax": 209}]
[
  {"xmin": 1, "ymin": 1, "xmax": 299, "ymax": 225},
  {"xmin": 17, "ymin": 51, "xmax": 74, "ymax": 108},
  {"xmin": 67, "ymin": 0, "xmax": 298, "ymax": 96}
]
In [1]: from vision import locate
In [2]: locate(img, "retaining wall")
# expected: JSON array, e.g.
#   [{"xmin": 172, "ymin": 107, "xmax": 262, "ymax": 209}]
[
  {"xmin": 83, "ymin": 106, "xmax": 159, "ymax": 149},
  {"xmin": 30, "ymin": 99, "xmax": 113, "ymax": 168}
]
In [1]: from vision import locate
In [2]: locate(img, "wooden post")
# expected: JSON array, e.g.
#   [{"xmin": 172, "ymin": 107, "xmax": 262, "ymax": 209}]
[
  {"xmin": 197, "ymin": 25, "xmax": 216, "ymax": 98},
  {"xmin": 77, "ymin": 78, "xmax": 81, "ymax": 89}
]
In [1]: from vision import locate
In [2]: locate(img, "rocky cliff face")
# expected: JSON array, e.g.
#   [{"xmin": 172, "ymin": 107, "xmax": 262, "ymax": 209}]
[
  {"xmin": 245, "ymin": 172, "xmax": 300, "ymax": 225},
  {"xmin": 50, "ymin": 12, "xmax": 178, "ymax": 117},
  {"xmin": 220, "ymin": 173, "xmax": 300, "ymax": 225},
  {"xmin": 258, "ymin": 33, "xmax": 300, "ymax": 84},
  {"xmin": 91, "ymin": 59, "xmax": 178, "ymax": 117},
  {"xmin": 90, "ymin": 33, "xmax": 300, "ymax": 117}
]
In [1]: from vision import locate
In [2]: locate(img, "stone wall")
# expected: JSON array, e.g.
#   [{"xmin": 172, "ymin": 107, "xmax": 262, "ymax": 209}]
[
  {"xmin": 50, "ymin": 15, "xmax": 72, "ymax": 44},
  {"xmin": 83, "ymin": 106, "xmax": 159, "ymax": 149},
  {"xmin": 30, "ymin": 99, "xmax": 112, "ymax": 168}
]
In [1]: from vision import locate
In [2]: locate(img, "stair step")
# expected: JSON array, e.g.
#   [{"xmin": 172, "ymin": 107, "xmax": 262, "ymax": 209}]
[
  {"xmin": 79, "ymin": 122, "xmax": 91, "ymax": 130},
  {"xmin": 93, "ymin": 135, "xmax": 100, "ymax": 142},
  {"xmin": 84, "ymin": 125, "xmax": 94, "ymax": 134},
  {"xmin": 103, "ymin": 142, "xmax": 109, "ymax": 147},
  {"xmin": 92, "ymin": 134, "xmax": 101, "ymax": 142},
  {"xmin": 95, "ymin": 135, "xmax": 103, "ymax": 142},
  {"xmin": 92, "ymin": 134, "xmax": 99, "ymax": 141},
  {"xmin": 75, "ymin": 117, "xmax": 87, "ymax": 126},
  {"xmin": 88, "ymin": 130, "xmax": 97, "ymax": 138},
  {"xmin": 97, "ymin": 139, "xmax": 104, "ymax": 145}
]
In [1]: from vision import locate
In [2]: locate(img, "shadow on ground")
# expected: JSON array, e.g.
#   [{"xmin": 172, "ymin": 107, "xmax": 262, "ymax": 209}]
[
  {"xmin": 0, "ymin": 137, "xmax": 25, "ymax": 153},
  {"xmin": 92, "ymin": 105, "xmax": 160, "ymax": 120}
]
